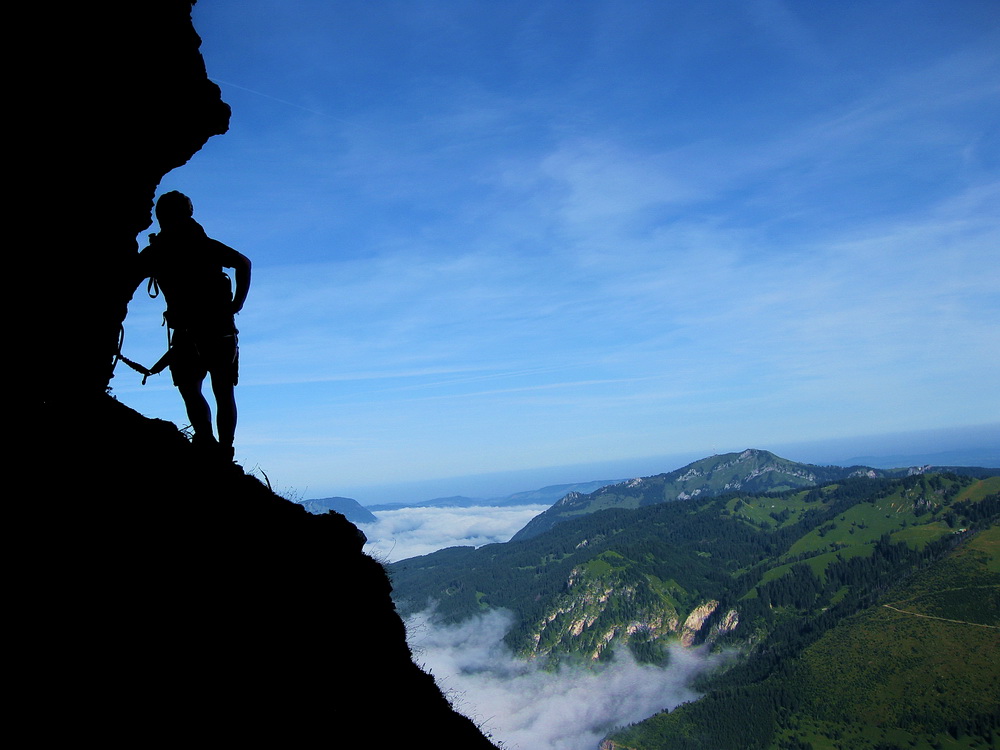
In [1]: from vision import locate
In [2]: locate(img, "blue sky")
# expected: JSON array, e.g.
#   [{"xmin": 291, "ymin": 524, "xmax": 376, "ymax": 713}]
[{"xmin": 117, "ymin": 0, "xmax": 1000, "ymax": 502}]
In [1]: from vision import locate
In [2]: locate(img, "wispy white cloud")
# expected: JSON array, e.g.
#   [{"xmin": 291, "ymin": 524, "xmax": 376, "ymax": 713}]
[{"xmin": 116, "ymin": 2, "xmax": 1000, "ymax": 495}]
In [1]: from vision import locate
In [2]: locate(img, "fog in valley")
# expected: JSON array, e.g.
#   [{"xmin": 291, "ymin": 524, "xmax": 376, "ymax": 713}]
[
  {"xmin": 406, "ymin": 609, "xmax": 729, "ymax": 750},
  {"xmin": 355, "ymin": 503, "xmax": 729, "ymax": 749}
]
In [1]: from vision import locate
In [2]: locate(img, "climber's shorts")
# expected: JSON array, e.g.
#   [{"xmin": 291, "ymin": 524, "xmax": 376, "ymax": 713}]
[{"xmin": 169, "ymin": 327, "xmax": 239, "ymax": 387}]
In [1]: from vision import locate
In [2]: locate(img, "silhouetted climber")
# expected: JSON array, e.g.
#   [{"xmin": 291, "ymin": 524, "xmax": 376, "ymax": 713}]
[{"xmin": 132, "ymin": 191, "xmax": 251, "ymax": 460}]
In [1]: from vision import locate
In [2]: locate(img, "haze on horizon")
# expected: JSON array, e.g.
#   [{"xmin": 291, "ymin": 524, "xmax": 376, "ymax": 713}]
[
  {"xmin": 115, "ymin": 1, "xmax": 1000, "ymax": 501},
  {"xmin": 352, "ymin": 422, "xmax": 999, "ymax": 562}
]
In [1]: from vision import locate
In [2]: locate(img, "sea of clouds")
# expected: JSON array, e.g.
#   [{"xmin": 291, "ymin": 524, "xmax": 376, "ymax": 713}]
[
  {"xmin": 353, "ymin": 503, "xmax": 728, "ymax": 749},
  {"xmin": 358, "ymin": 503, "xmax": 550, "ymax": 563},
  {"xmin": 405, "ymin": 608, "xmax": 728, "ymax": 750}
]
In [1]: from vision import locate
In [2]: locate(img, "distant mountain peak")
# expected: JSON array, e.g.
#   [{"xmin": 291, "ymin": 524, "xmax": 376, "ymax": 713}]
[
  {"xmin": 511, "ymin": 449, "xmax": 870, "ymax": 541},
  {"xmin": 297, "ymin": 496, "xmax": 377, "ymax": 525}
]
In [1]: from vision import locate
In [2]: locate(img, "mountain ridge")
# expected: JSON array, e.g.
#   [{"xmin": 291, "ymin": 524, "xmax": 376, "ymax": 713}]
[
  {"xmin": 511, "ymin": 448, "xmax": 995, "ymax": 541},
  {"xmin": 296, "ymin": 495, "xmax": 377, "ymax": 524}
]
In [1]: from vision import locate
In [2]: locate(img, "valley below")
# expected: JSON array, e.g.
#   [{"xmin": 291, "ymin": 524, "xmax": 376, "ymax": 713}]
[{"xmin": 384, "ymin": 450, "xmax": 1000, "ymax": 750}]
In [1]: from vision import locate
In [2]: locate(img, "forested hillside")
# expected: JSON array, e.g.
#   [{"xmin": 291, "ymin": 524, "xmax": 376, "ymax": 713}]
[
  {"xmin": 607, "ymin": 524, "xmax": 999, "ymax": 750},
  {"xmin": 390, "ymin": 471, "xmax": 1000, "ymax": 748}
]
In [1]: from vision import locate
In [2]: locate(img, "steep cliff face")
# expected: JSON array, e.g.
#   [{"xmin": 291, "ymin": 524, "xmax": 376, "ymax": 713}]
[
  {"xmin": 17, "ymin": 3, "xmax": 496, "ymax": 746},
  {"xmin": 527, "ymin": 557, "xmax": 682, "ymax": 661},
  {"xmin": 523, "ymin": 566, "xmax": 739, "ymax": 659}
]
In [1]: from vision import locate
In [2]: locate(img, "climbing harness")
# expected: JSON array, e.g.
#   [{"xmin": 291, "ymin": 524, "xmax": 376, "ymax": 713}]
[
  {"xmin": 115, "ymin": 242, "xmax": 234, "ymax": 384},
  {"xmin": 111, "ymin": 268, "xmax": 175, "ymax": 384},
  {"xmin": 113, "ymin": 316, "xmax": 172, "ymax": 385}
]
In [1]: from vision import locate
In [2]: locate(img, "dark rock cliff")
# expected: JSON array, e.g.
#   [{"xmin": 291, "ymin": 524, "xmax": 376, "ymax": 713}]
[
  {"xmin": 26, "ymin": 396, "xmax": 498, "ymax": 746},
  {"xmin": 17, "ymin": 3, "xmax": 497, "ymax": 746},
  {"xmin": 24, "ymin": 2, "xmax": 232, "ymax": 402}
]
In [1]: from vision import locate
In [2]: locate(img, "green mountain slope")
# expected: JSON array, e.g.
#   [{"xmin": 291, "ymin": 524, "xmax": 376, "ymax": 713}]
[
  {"xmin": 606, "ymin": 523, "xmax": 1000, "ymax": 750},
  {"xmin": 512, "ymin": 449, "xmax": 891, "ymax": 541},
  {"xmin": 391, "ymin": 472, "xmax": 999, "ymax": 747},
  {"xmin": 392, "ymin": 473, "xmax": 999, "ymax": 663}
]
